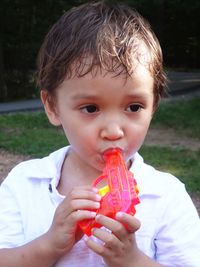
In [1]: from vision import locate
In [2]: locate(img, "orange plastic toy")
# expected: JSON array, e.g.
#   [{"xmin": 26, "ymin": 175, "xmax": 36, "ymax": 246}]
[{"xmin": 78, "ymin": 148, "xmax": 140, "ymax": 236}]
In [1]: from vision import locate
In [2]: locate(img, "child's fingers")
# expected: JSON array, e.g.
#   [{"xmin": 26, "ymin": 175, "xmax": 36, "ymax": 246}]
[
  {"xmin": 94, "ymin": 213, "xmax": 140, "ymax": 241},
  {"xmin": 52, "ymin": 199, "xmax": 97, "ymax": 222},
  {"xmin": 68, "ymin": 198, "xmax": 100, "ymax": 213},
  {"xmin": 92, "ymin": 227, "xmax": 119, "ymax": 249},
  {"xmin": 68, "ymin": 185, "xmax": 98, "ymax": 192},
  {"xmin": 69, "ymin": 187, "xmax": 101, "ymax": 201},
  {"xmin": 70, "ymin": 210, "xmax": 97, "ymax": 224},
  {"xmin": 52, "ymin": 208, "xmax": 97, "ymax": 232},
  {"xmin": 57, "ymin": 187, "xmax": 101, "ymax": 216},
  {"xmin": 51, "ymin": 186, "xmax": 101, "ymax": 230},
  {"xmin": 115, "ymin": 212, "xmax": 141, "ymax": 233},
  {"xmin": 95, "ymin": 214, "xmax": 127, "ymax": 238},
  {"xmin": 84, "ymin": 234, "xmax": 110, "ymax": 257}
]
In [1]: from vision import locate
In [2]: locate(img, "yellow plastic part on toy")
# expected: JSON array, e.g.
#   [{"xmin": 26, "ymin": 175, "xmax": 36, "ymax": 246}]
[{"xmin": 99, "ymin": 185, "xmax": 109, "ymax": 197}]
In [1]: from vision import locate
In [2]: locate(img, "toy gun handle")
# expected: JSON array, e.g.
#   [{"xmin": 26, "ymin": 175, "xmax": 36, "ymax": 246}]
[{"xmin": 78, "ymin": 149, "xmax": 140, "ymax": 236}]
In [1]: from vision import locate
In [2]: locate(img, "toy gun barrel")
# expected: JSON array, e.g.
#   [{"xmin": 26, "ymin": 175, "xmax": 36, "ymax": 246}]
[
  {"xmin": 103, "ymin": 149, "xmax": 140, "ymax": 213},
  {"xmin": 78, "ymin": 148, "xmax": 140, "ymax": 236}
]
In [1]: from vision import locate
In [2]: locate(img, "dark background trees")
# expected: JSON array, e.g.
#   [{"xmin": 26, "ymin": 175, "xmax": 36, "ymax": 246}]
[{"xmin": 0, "ymin": 0, "xmax": 200, "ymax": 102}]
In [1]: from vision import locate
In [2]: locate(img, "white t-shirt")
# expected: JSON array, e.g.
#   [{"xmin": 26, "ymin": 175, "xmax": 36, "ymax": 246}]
[{"xmin": 0, "ymin": 146, "xmax": 200, "ymax": 266}]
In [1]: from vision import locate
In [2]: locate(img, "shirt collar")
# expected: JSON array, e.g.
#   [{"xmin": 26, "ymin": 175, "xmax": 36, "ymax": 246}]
[
  {"xmin": 27, "ymin": 146, "xmax": 162, "ymax": 197},
  {"xmin": 26, "ymin": 146, "xmax": 69, "ymax": 180}
]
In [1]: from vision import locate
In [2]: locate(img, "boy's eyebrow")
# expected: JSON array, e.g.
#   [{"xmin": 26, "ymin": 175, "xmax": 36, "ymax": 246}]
[
  {"xmin": 71, "ymin": 93, "xmax": 99, "ymax": 100},
  {"xmin": 125, "ymin": 92, "xmax": 153, "ymax": 98},
  {"xmin": 71, "ymin": 91, "xmax": 152, "ymax": 100}
]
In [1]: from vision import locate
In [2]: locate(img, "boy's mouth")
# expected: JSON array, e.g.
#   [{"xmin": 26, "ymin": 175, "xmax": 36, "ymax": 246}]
[
  {"xmin": 102, "ymin": 147, "xmax": 124, "ymax": 160},
  {"xmin": 103, "ymin": 147, "xmax": 121, "ymax": 154}
]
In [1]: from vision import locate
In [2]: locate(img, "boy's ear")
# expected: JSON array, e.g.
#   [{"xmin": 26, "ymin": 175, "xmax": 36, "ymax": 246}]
[{"xmin": 40, "ymin": 90, "xmax": 61, "ymax": 126}]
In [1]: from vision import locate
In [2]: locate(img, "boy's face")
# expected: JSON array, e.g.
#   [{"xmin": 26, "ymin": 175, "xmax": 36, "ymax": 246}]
[{"xmin": 43, "ymin": 61, "xmax": 154, "ymax": 172}]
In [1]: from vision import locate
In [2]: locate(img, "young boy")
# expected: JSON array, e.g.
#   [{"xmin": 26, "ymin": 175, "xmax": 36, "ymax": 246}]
[{"xmin": 0, "ymin": 1, "xmax": 200, "ymax": 267}]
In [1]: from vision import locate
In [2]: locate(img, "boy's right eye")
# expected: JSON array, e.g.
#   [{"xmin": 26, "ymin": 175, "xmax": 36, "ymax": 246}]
[{"xmin": 80, "ymin": 105, "xmax": 99, "ymax": 113}]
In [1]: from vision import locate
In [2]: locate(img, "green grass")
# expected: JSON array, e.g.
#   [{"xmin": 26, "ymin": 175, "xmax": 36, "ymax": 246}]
[
  {"xmin": 0, "ymin": 112, "xmax": 67, "ymax": 157},
  {"xmin": 0, "ymin": 98, "xmax": 200, "ymax": 192},
  {"xmin": 140, "ymin": 146, "xmax": 200, "ymax": 193},
  {"xmin": 152, "ymin": 98, "xmax": 200, "ymax": 139}
]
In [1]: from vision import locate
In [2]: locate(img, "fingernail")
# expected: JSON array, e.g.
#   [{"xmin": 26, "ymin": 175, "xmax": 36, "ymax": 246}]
[
  {"xmin": 92, "ymin": 187, "xmax": 98, "ymax": 193},
  {"xmin": 94, "ymin": 202, "xmax": 100, "ymax": 208},
  {"xmin": 90, "ymin": 211, "xmax": 97, "ymax": 217},
  {"xmin": 95, "ymin": 214, "xmax": 101, "ymax": 221},
  {"xmin": 116, "ymin": 211, "xmax": 124, "ymax": 218},
  {"xmin": 95, "ymin": 194, "xmax": 101, "ymax": 201}
]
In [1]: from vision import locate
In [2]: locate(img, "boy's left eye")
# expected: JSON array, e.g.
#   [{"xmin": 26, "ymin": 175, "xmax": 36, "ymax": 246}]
[
  {"xmin": 80, "ymin": 105, "xmax": 98, "ymax": 113},
  {"xmin": 126, "ymin": 104, "xmax": 142, "ymax": 112}
]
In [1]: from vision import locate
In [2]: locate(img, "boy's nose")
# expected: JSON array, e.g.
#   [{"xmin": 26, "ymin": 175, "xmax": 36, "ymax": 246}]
[{"xmin": 100, "ymin": 122, "xmax": 124, "ymax": 140}]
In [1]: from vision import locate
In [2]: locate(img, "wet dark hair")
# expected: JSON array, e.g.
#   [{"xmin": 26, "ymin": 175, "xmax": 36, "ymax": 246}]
[{"xmin": 37, "ymin": 1, "xmax": 167, "ymax": 107}]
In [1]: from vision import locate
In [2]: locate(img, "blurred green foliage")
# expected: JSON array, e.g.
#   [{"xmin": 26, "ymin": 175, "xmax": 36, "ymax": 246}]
[{"xmin": 0, "ymin": 0, "xmax": 200, "ymax": 101}]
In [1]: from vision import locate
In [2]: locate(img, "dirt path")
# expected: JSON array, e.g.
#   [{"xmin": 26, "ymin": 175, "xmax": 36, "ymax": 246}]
[
  {"xmin": 145, "ymin": 127, "xmax": 200, "ymax": 151},
  {"xmin": 0, "ymin": 150, "xmax": 31, "ymax": 182},
  {"xmin": 0, "ymin": 127, "xmax": 200, "ymax": 214},
  {"xmin": 146, "ymin": 127, "xmax": 200, "ymax": 214}
]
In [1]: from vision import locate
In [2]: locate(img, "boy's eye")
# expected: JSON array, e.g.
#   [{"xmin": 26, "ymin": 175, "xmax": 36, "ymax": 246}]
[
  {"xmin": 81, "ymin": 105, "xmax": 98, "ymax": 113},
  {"xmin": 127, "ymin": 104, "xmax": 142, "ymax": 112}
]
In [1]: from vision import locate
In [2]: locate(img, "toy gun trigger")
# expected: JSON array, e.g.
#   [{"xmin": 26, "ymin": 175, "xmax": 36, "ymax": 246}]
[{"xmin": 92, "ymin": 175, "xmax": 110, "ymax": 197}]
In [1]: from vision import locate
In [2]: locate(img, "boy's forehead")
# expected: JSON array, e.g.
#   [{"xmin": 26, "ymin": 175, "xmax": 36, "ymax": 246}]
[
  {"xmin": 135, "ymin": 43, "xmax": 152, "ymax": 65},
  {"xmin": 69, "ymin": 42, "xmax": 152, "ymax": 80},
  {"xmin": 60, "ymin": 57, "xmax": 154, "ymax": 93}
]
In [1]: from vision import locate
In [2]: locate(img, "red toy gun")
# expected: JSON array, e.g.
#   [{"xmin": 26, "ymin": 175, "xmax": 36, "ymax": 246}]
[{"xmin": 78, "ymin": 148, "xmax": 140, "ymax": 236}]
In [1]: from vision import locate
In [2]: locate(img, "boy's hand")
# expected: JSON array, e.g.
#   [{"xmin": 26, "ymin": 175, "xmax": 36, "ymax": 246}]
[
  {"xmin": 43, "ymin": 186, "xmax": 101, "ymax": 257},
  {"xmin": 85, "ymin": 212, "xmax": 141, "ymax": 267}
]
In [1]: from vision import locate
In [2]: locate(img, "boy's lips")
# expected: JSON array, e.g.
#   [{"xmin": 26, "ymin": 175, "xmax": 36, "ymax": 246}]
[
  {"xmin": 101, "ymin": 147, "xmax": 124, "ymax": 160},
  {"xmin": 103, "ymin": 147, "xmax": 122, "ymax": 154}
]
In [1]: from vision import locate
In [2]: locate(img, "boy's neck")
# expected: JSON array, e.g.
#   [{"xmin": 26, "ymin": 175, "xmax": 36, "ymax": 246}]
[{"xmin": 57, "ymin": 149, "xmax": 101, "ymax": 196}]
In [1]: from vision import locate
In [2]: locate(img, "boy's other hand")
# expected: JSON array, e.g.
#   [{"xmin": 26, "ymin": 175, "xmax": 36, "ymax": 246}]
[{"xmin": 84, "ymin": 212, "xmax": 141, "ymax": 267}]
